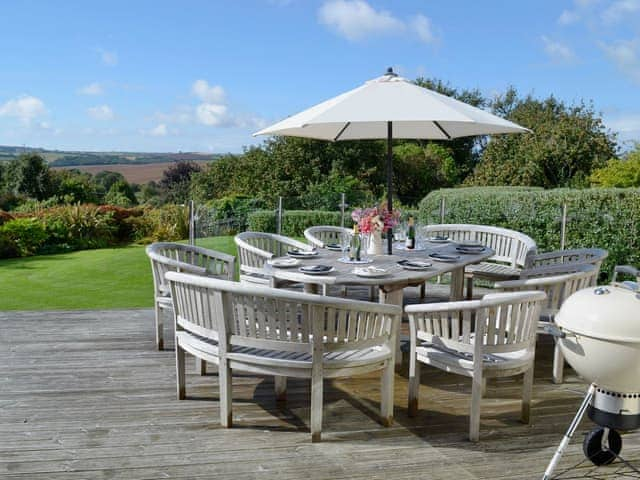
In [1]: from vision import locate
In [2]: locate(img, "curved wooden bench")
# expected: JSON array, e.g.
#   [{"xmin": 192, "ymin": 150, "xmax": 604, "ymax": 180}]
[
  {"xmin": 166, "ymin": 271, "xmax": 402, "ymax": 442},
  {"xmin": 423, "ymin": 224, "xmax": 537, "ymax": 298}
]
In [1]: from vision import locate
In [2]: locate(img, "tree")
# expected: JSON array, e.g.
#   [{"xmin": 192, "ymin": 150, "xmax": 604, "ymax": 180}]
[
  {"xmin": 392, "ymin": 143, "xmax": 458, "ymax": 205},
  {"xmin": 5, "ymin": 154, "xmax": 53, "ymax": 200},
  {"xmin": 413, "ymin": 78, "xmax": 487, "ymax": 179},
  {"xmin": 590, "ymin": 143, "xmax": 640, "ymax": 187},
  {"xmin": 159, "ymin": 161, "xmax": 202, "ymax": 204},
  {"xmin": 93, "ymin": 170, "xmax": 127, "ymax": 200},
  {"xmin": 49, "ymin": 169, "xmax": 99, "ymax": 204},
  {"xmin": 469, "ymin": 88, "xmax": 617, "ymax": 188},
  {"xmin": 105, "ymin": 180, "xmax": 138, "ymax": 207}
]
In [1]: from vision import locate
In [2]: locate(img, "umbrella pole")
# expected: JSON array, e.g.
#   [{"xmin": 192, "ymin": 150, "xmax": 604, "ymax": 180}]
[{"xmin": 387, "ymin": 121, "xmax": 393, "ymax": 255}]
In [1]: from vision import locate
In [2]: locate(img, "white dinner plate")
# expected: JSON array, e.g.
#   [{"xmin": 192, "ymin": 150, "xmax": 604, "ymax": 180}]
[
  {"xmin": 353, "ymin": 267, "xmax": 389, "ymax": 278},
  {"xmin": 267, "ymin": 258, "xmax": 301, "ymax": 268},
  {"xmin": 298, "ymin": 265, "xmax": 334, "ymax": 275},
  {"xmin": 426, "ymin": 236, "xmax": 450, "ymax": 243},
  {"xmin": 456, "ymin": 246, "xmax": 486, "ymax": 254},
  {"xmin": 394, "ymin": 243, "xmax": 426, "ymax": 252},
  {"xmin": 337, "ymin": 257, "xmax": 373, "ymax": 264},
  {"xmin": 429, "ymin": 253, "xmax": 461, "ymax": 262},
  {"xmin": 398, "ymin": 260, "xmax": 432, "ymax": 270},
  {"xmin": 287, "ymin": 249, "xmax": 318, "ymax": 258}
]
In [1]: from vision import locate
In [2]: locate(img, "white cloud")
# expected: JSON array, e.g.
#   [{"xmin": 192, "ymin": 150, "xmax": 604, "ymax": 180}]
[
  {"xmin": 99, "ymin": 49, "xmax": 118, "ymax": 66},
  {"xmin": 558, "ymin": 9, "xmax": 580, "ymax": 25},
  {"xmin": 600, "ymin": 38, "xmax": 640, "ymax": 83},
  {"xmin": 149, "ymin": 123, "xmax": 168, "ymax": 136},
  {"xmin": 78, "ymin": 82, "xmax": 104, "ymax": 95},
  {"xmin": 0, "ymin": 95, "xmax": 47, "ymax": 124},
  {"xmin": 602, "ymin": 0, "xmax": 640, "ymax": 24},
  {"xmin": 192, "ymin": 79, "xmax": 225, "ymax": 103},
  {"xmin": 87, "ymin": 104, "xmax": 114, "ymax": 121},
  {"xmin": 541, "ymin": 36, "xmax": 577, "ymax": 63},
  {"xmin": 604, "ymin": 112, "xmax": 640, "ymax": 144},
  {"xmin": 318, "ymin": 0, "xmax": 403, "ymax": 41},
  {"xmin": 154, "ymin": 105, "xmax": 193, "ymax": 124},
  {"xmin": 317, "ymin": 0, "xmax": 437, "ymax": 44},
  {"xmin": 410, "ymin": 14, "xmax": 435, "ymax": 44},
  {"xmin": 196, "ymin": 103, "xmax": 228, "ymax": 126}
]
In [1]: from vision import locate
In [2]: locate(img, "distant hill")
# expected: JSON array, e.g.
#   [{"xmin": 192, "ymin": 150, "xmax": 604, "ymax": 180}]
[{"xmin": 0, "ymin": 145, "xmax": 221, "ymax": 166}]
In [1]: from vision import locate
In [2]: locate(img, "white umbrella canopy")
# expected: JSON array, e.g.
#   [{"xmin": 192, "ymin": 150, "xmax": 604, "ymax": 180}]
[{"xmin": 254, "ymin": 68, "xmax": 529, "ymax": 253}]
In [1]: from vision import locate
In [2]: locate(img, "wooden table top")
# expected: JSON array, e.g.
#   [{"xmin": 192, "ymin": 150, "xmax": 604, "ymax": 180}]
[{"xmin": 266, "ymin": 241, "xmax": 494, "ymax": 288}]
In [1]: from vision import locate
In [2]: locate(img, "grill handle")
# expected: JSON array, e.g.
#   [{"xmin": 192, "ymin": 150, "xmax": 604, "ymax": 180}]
[{"xmin": 543, "ymin": 324, "xmax": 566, "ymax": 338}]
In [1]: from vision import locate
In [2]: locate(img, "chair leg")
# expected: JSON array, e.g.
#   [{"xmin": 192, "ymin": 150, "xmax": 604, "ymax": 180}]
[
  {"xmin": 408, "ymin": 358, "xmax": 421, "ymax": 417},
  {"xmin": 380, "ymin": 360, "xmax": 394, "ymax": 426},
  {"xmin": 552, "ymin": 341, "xmax": 564, "ymax": 384},
  {"xmin": 176, "ymin": 343, "xmax": 185, "ymax": 400},
  {"xmin": 274, "ymin": 375, "xmax": 287, "ymax": 403},
  {"xmin": 310, "ymin": 370, "xmax": 323, "ymax": 442},
  {"xmin": 219, "ymin": 358, "xmax": 233, "ymax": 428},
  {"xmin": 369, "ymin": 286, "xmax": 375, "ymax": 301},
  {"xmin": 465, "ymin": 275, "xmax": 474, "ymax": 300},
  {"xmin": 522, "ymin": 367, "xmax": 534, "ymax": 424},
  {"xmin": 197, "ymin": 358, "xmax": 207, "ymax": 375},
  {"xmin": 420, "ymin": 282, "xmax": 426, "ymax": 300},
  {"xmin": 469, "ymin": 374, "xmax": 483, "ymax": 442},
  {"xmin": 155, "ymin": 303, "xmax": 164, "ymax": 350}
]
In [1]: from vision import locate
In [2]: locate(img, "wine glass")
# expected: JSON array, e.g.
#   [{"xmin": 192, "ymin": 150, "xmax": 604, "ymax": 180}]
[{"xmin": 339, "ymin": 231, "xmax": 351, "ymax": 260}]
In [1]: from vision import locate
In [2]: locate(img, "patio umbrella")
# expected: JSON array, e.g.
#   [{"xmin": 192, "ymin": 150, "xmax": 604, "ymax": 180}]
[{"xmin": 254, "ymin": 68, "xmax": 529, "ymax": 254}]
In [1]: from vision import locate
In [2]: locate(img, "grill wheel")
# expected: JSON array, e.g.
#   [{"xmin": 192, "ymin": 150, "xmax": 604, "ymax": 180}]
[{"xmin": 583, "ymin": 427, "xmax": 622, "ymax": 466}]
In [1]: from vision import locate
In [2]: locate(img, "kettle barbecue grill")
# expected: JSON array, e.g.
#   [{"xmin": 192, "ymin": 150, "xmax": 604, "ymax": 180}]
[{"xmin": 542, "ymin": 281, "xmax": 640, "ymax": 479}]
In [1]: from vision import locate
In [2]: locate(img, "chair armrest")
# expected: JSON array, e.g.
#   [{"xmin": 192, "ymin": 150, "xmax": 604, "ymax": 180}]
[
  {"xmin": 495, "ymin": 273, "xmax": 575, "ymax": 290},
  {"xmin": 613, "ymin": 265, "xmax": 639, "ymax": 279}
]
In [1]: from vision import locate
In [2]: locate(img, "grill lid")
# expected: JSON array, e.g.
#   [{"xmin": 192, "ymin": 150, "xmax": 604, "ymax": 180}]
[{"xmin": 555, "ymin": 285, "xmax": 640, "ymax": 342}]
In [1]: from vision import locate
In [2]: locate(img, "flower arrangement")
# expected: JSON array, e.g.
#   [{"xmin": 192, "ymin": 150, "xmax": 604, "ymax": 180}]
[{"xmin": 351, "ymin": 205, "xmax": 400, "ymax": 234}]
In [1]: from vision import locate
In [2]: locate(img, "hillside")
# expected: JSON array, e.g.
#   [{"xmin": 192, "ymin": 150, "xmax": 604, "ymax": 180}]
[{"xmin": 0, "ymin": 145, "xmax": 220, "ymax": 166}]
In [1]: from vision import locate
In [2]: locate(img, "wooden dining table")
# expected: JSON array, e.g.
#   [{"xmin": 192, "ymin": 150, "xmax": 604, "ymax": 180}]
[{"xmin": 265, "ymin": 240, "xmax": 495, "ymax": 363}]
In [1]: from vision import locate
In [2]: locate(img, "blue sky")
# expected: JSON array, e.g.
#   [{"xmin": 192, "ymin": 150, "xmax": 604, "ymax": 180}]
[{"xmin": 1, "ymin": 0, "xmax": 639, "ymax": 153}]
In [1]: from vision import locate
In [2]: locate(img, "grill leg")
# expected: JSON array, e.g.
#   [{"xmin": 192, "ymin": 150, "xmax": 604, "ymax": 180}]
[{"xmin": 542, "ymin": 383, "xmax": 596, "ymax": 480}]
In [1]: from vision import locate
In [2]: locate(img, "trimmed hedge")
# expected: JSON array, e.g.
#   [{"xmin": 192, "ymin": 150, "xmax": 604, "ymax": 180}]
[
  {"xmin": 248, "ymin": 210, "xmax": 343, "ymax": 236},
  {"xmin": 419, "ymin": 187, "xmax": 640, "ymax": 281}
]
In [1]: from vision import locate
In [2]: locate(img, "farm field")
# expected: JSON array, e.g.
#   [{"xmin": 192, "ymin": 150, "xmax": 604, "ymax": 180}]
[{"xmin": 53, "ymin": 160, "xmax": 212, "ymax": 184}]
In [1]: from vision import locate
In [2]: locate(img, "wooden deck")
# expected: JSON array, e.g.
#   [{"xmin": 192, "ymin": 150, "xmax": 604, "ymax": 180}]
[{"xmin": 2, "ymin": 288, "xmax": 639, "ymax": 479}]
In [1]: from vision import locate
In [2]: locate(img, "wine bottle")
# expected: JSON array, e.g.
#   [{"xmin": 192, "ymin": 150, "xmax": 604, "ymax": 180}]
[
  {"xmin": 405, "ymin": 215, "xmax": 416, "ymax": 249},
  {"xmin": 350, "ymin": 224, "xmax": 361, "ymax": 261}
]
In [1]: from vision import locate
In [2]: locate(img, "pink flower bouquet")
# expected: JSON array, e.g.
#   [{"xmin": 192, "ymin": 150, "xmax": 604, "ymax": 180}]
[{"xmin": 351, "ymin": 206, "xmax": 400, "ymax": 234}]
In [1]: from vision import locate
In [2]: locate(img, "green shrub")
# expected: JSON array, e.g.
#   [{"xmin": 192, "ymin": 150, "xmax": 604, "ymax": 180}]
[
  {"xmin": 419, "ymin": 187, "xmax": 640, "ymax": 281},
  {"xmin": 40, "ymin": 204, "xmax": 117, "ymax": 250},
  {"xmin": 128, "ymin": 204, "xmax": 189, "ymax": 243},
  {"xmin": 0, "ymin": 218, "xmax": 48, "ymax": 256},
  {"xmin": 248, "ymin": 210, "xmax": 343, "ymax": 236}
]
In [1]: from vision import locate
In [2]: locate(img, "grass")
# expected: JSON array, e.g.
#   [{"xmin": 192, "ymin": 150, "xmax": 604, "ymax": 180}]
[{"xmin": 0, "ymin": 236, "xmax": 237, "ymax": 311}]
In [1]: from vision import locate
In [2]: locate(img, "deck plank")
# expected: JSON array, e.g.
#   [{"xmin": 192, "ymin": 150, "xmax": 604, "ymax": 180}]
[{"xmin": 1, "ymin": 302, "xmax": 639, "ymax": 479}]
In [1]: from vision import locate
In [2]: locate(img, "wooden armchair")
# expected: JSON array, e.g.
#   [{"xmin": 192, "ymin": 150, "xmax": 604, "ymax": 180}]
[
  {"xmin": 145, "ymin": 242, "xmax": 235, "ymax": 350},
  {"xmin": 304, "ymin": 225, "xmax": 350, "ymax": 248},
  {"xmin": 406, "ymin": 290, "xmax": 546, "ymax": 441},
  {"xmin": 495, "ymin": 264, "xmax": 598, "ymax": 384},
  {"xmin": 527, "ymin": 248, "xmax": 608, "ymax": 275},
  {"xmin": 166, "ymin": 271, "xmax": 402, "ymax": 442},
  {"xmin": 234, "ymin": 231, "xmax": 312, "ymax": 286}
]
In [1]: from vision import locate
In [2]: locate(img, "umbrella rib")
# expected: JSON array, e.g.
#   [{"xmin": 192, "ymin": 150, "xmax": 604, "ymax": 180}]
[
  {"xmin": 433, "ymin": 121, "xmax": 452, "ymax": 140},
  {"xmin": 333, "ymin": 122, "xmax": 351, "ymax": 141}
]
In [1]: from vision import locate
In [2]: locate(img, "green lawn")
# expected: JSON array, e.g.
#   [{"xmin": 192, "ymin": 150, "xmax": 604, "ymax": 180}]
[{"xmin": 0, "ymin": 236, "xmax": 237, "ymax": 311}]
